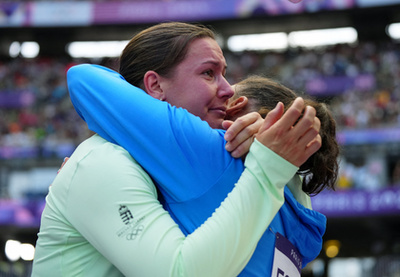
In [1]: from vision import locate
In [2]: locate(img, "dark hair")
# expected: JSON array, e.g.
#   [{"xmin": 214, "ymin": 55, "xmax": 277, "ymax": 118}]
[
  {"xmin": 119, "ymin": 22, "xmax": 215, "ymax": 89},
  {"xmin": 234, "ymin": 76, "xmax": 340, "ymax": 195}
]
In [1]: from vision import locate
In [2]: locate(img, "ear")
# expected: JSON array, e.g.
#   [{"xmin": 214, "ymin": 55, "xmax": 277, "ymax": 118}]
[
  {"xmin": 143, "ymin": 71, "xmax": 165, "ymax": 100},
  {"xmin": 226, "ymin": 96, "xmax": 248, "ymax": 118}
]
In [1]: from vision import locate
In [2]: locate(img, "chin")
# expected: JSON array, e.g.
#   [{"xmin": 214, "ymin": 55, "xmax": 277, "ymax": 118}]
[
  {"xmin": 209, "ymin": 120, "xmax": 224, "ymax": 129},
  {"xmin": 203, "ymin": 114, "xmax": 224, "ymax": 129}
]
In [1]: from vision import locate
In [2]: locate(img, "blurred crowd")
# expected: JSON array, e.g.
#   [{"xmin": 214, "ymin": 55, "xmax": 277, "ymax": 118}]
[
  {"xmin": 1, "ymin": 40, "xmax": 400, "ymax": 189},
  {"xmin": 225, "ymin": 41, "xmax": 400, "ymax": 130},
  {"xmin": 0, "ymin": 58, "xmax": 92, "ymax": 160}
]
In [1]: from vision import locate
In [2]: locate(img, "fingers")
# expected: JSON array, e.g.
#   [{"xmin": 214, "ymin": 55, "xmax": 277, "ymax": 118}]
[
  {"xmin": 274, "ymin": 97, "xmax": 304, "ymax": 130},
  {"xmin": 297, "ymin": 116, "xmax": 320, "ymax": 149},
  {"xmin": 259, "ymin": 102, "xmax": 284, "ymax": 133},
  {"xmin": 305, "ymin": 134, "xmax": 322, "ymax": 157},
  {"xmin": 255, "ymin": 97, "xmax": 322, "ymax": 167},
  {"xmin": 230, "ymin": 136, "xmax": 255, "ymax": 158},
  {"xmin": 221, "ymin": 120, "xmax": 234, "ymax": 131},
  {"xmin": 224, "ymin": 112, "xmax": 261, "ymax": 143},
  {"xmin": 224, "ymin": 112, "xmax": 263, "ymax": 157},
  {"xmin": 224, "ymin": 96, "xmax": 322, "ymax": 166}
]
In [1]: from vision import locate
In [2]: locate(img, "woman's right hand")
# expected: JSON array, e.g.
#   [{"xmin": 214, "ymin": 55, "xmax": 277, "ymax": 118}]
[{"xmin": 256, "ymin": 97, "xmax": 321, "ymax": 167}]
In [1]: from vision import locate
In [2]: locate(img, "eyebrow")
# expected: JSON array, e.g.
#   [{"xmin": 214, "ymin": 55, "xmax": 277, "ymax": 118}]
[{"xmin": 202, "ymin": 60, "xmax": 228, "ymax": 71}]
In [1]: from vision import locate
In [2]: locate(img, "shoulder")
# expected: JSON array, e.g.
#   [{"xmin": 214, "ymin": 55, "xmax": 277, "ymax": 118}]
[
  {"xmin": 58, "ymin": 135, "xmax": 156, "ymax": 194},
  {"xmin": 74, "ymin": 134, "xmax": 134, "ymax": 163},
  {"xmin": 67, "ymin": 64, "xmax": 117, "ymax": 78}
]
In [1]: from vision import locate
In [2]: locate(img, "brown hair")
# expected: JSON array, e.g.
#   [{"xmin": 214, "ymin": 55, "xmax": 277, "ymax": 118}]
[
  {"xmin": 234, "ymin": 76, "xmax": 340, "ymax": 195},
  {"xmin": 119, "ymin": 22, "xmax": 215, "ymax": 89}
]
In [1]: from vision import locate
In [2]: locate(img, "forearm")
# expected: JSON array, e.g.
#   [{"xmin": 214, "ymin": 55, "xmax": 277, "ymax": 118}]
[
  {"xmin": 67, "ymin": 138, "xmax": 297, "ymax": 277},
  {"xmin": 175, "ymin": 139, "xmax": 297, "ymax": 276},
  {"xmin": 67, "ymin": 64, "xmax": 232, "ymax": 198}
]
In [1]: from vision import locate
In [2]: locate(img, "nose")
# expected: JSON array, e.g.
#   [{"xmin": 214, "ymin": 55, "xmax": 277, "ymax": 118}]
[{"xmin": 218, "ymin": 77, "xmax": 234, "ymax": 100}]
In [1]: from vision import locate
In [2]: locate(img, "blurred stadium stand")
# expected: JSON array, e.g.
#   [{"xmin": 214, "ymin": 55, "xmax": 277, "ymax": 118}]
[{"xmin": 1, "ymin": 0, "xmax": 400, "ymax": 276}]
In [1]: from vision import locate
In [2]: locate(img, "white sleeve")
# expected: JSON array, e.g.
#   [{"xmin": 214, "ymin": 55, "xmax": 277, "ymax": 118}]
[{"xmin": 66, "ymin": 139, "xmax": 297, "ymax": 277}]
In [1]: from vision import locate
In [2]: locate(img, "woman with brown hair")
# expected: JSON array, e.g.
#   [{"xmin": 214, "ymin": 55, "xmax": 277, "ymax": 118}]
[
  {"xmin": 227, "ymin": 75, "xmax": 339, "ymax": 196},
  {"xmin": 33, "ymin": 22, "xmax": 323, "ymax": 276}
]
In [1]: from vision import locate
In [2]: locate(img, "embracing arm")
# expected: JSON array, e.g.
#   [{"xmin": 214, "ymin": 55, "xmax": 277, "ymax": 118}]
[
  {"xmin": 66, "ymin": 139, "xmax": 297, "ymax": 277},
  {"xmin": 68, "ymin": 64, "xmax": 233, "ymax": 200}
]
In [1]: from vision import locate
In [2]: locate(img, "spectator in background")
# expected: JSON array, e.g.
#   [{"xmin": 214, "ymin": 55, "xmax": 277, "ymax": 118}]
[{"xmin": 3, "ymin": 41, "xmax": 400, "ymax": 159}]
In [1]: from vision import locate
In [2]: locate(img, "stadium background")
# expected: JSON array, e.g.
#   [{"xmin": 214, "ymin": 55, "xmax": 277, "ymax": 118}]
[{"xmin": 1, "ymin": 0, "xmax": 400, "ymax": 276}]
